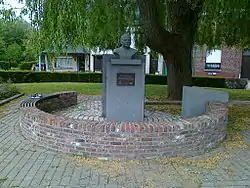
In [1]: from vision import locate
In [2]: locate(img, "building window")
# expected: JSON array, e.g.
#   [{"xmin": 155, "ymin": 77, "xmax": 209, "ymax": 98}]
[
  {"xmin": 55, "ymin": 56, "xmax": 73, "ymax": 69},
  {"xmin": 205, "ymin": 49, "xmax": 222, "ymax": 71}
]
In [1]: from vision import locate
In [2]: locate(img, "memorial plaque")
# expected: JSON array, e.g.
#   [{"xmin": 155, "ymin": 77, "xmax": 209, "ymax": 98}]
[{"xmin": 117, "ymin": 73, "xmax": 135, "ymax": 86}]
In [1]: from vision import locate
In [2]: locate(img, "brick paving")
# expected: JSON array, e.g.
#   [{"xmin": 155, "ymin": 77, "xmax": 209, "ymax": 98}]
[
  {"xmin": 53, "ymin": 96, "xmax": 181, "ymax": 122},
  {"xmin": 0, "ymin": 99, "xmax": 250, "ymax": 188}
]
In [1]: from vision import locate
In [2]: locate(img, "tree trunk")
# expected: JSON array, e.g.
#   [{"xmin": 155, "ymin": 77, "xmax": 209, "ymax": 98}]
[
  {"xmin": 164, "ymin": 47, "xmax": 193, "ymax": 100},
  {"xmin": 137, "ymin": 0, "xmax": 203, "ymax": 100},
  {"xmin": 163, "ymin": 32, "xmax": 194, "ymax": 100}
]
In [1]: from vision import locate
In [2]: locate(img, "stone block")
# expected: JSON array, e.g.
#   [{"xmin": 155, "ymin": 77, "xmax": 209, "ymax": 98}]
[
  {"xmin": 102, "ymin": 56, "xmax": 145, "ymax": 122},
  {"xmin": 181, "ymin": 86, "xmax": 229, "ymax": 118}
]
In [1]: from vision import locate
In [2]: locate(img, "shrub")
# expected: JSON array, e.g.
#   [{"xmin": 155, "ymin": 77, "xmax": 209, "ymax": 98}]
[
  {"xmin": 0, "ymin": 76, "xmax": 20, "ymax": 100},
  {"xmin": 19, "ymin": 61, "xmax": 36, "ymax": 70},
  {"xmin": 0, "ymin": 61, "xmax": 10, "ymax": 70},
  {"xmin": 192, "ymin": 76, "xmax": 226, "ymax": 88},
  {"xmin": 0, "ymin": 71, "xmax": 102, "ymax": 83},
  {"xmin": 0, "ymin": 70, "xmax": 247, "ymax": 89},
  {"xmin": 145, "ymin": 74, "xmax": 167, "ymax": 85},
  {"xmin": 225, "ymin": 78, "xmax": 248, "ymax": 89}
]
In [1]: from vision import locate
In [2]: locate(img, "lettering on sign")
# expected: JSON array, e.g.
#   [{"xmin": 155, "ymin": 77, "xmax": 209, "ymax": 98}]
[
  {"xmin": 117, "ymin": 73, "xmax": 135, "ymax": 86},
  {"xmin": 205, "ymin": 63, "xmax": 221, "ymax": 70}
]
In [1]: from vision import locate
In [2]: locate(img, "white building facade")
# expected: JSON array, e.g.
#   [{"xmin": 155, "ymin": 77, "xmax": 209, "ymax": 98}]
[{"xmin": 38, "ymin": 34, "xmax": 165, "ymax": 75}]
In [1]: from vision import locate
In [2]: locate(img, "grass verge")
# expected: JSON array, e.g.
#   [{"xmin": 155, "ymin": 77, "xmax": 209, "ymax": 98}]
[{"xmin": 14, "ymin": 82, "xmax": 250, "ymax": 101}]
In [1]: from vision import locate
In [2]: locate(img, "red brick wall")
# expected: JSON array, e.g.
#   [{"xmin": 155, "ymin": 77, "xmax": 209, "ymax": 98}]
[
  {"xmin": 194, "ymin": 47, "xmax": 242, "ymax": 78},
  {"xmin": 19, "ymin": 92, "xmax": 228, "ymax": 160}
]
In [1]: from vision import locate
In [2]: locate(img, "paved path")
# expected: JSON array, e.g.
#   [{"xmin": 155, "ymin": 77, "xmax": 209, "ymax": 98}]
[{"xmin": 0, "ymin": 100, "xmax": 250, "ymax": 188}]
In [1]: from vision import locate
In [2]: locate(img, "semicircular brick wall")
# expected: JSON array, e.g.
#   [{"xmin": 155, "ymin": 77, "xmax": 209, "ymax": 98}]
[{"xmin": 19, "ymin": 92, "xmax": 228, "ymax": 160}]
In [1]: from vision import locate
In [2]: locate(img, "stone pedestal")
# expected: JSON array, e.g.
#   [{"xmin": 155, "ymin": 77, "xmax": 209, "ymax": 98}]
[{"xmin": 102, "ymin": 55, "xmax": 145, "ymax": 122}]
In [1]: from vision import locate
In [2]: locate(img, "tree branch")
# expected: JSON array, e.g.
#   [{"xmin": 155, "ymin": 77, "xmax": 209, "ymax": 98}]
[
  {"xmin": 137, "ymin": 0, "xmax": 174, "ymax": 54},
  {"xmin": 167, "ymin": 0, "xmax": 204, "ymax": 34}
]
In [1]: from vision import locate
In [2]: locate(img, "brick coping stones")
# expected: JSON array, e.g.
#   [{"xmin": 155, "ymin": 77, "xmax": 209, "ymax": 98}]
[
  {"xmin": 0, "ymin": 93, "xmax": 24, "ymax": 106},
  {"xmin": 19, "ymin": 91, "xmax": 228, "ymax": 160}
]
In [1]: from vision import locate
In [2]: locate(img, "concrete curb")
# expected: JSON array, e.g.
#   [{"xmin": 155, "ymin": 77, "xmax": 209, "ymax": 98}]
[
  {"xmin": 145, "ymin": 100, "xmax": 250, "ymax": 106},
  {"xmin": 0, "ymin": 93, "xmax": 24, "ymax": 106},
  {"xmin": 145, "ymin": 100, "xmax": 181, "ymax": 105}
]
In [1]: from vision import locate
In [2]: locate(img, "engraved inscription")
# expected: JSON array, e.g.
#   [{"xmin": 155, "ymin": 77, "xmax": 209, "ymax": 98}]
[{"xmin": 117, "ymin": 73, "xmax": 135, "ymax": 86}]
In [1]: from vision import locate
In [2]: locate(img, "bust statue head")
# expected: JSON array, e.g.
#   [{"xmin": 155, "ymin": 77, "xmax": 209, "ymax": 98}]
[
  {"xmin": 113, "ymin": 33, "xmax": 137, "ymax": 59},
  {"xmin": 120, "ymin": 33, "xmax": 131, "ymax": 49}
]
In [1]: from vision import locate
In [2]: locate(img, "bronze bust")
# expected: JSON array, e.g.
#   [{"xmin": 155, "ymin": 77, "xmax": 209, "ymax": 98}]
[{"xmin": 113, "ymin": 33, "xmax": 137, "ymax": 59}]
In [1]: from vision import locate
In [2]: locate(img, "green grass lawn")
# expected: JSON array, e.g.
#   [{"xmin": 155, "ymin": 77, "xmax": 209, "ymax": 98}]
[
  {"xmin": 16, "ymin": 82, "xmax": 103, "ymax": 96},
  {"xmin": 14, "ymin": 82, "xmax": 169, "ymax": 100},
  {"xmin": 14, "ymin": 82, "xmax": 250, "ymax": 101}
]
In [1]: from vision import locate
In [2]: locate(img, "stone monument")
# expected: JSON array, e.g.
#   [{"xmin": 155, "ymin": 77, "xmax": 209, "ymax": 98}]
[
  {"xmin": 102, "ymin": 33, "xmax": 145, "ymax": 122},
  {"xmin": 181, "ymin": 86, "xmax": 229, "ymax": 118}
]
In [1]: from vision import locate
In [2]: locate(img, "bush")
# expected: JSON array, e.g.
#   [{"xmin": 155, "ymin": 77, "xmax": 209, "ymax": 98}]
[
  {"xmin": 192, "ymin": 76, "xmax": 226, "ymax": 88},
  {"xmin": 0, "ymin": 71, "xmax": 102, "ymax": 83},
  {"xmin": 145, "ymin": 74, "xmax": 167, "ymax": 85},
  {"xmin": 224, "ymin": 78, "xmax": 248, "ymax": 89},
  {"xmin": 0, "ymin": 70, "xmax": 247, "ymax": 89},
  {"xmin": 0, "ymin": 61, "xmax": 10, "ymax": 70},
  {"xmin": 19, "ymin": 61, "xmax": 36, "ymax": 70},
  {"xmin": 0, "ymin": 77, "xmax": 20, "ymax": 100}
]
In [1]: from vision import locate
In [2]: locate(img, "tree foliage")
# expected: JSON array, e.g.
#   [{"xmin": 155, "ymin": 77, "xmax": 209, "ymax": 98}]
[
  {"xmin": 197, "ymin": 0, "xmax": 250, "ymax": 49},
  {"xmin": 4, "ymin": 43, "xmax": 22, "ymax": 65},
  {"xmin": 1, "ymin": 19, "xmax": 29, "ymax": 46},
  {"xmin": 9, "ymin": 0, "xmax": 250, "ymax": 99},
  {"xmin": 18, "ymin": 0, "xmax": 250, "ymax": 51},
  {"xmin": 0, "ymin": 18, "xmax": 37, "ymax": 69}
]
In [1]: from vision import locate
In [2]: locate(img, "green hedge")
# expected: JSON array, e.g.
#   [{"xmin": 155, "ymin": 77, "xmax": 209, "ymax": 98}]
[
  {"xmin": 0, "ymin": 70, "xmax": 241, "ymax": 89},
  {"xmin": 0, "ymin": 71, "xmax": 103, "ymax": 83}
]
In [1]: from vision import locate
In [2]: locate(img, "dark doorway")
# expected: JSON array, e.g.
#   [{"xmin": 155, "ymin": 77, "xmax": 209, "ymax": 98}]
[
  {"xmin": 78, "ymin": 54, "xmax": 85, "ymax": 72},
  {"xmin": 94, "ymin": 55, "xmax": 102, "ymax": 72},
  {"xmin": 150, "ymin": 59, "xmax": 158, "ymax": 74},
  {"xmin": 241, "ymin": 55, "xmax": 250, "ymax": 79}
]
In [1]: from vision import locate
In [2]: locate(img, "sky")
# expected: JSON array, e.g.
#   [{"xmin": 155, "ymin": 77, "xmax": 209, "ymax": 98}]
[{"xmin": 2, "ymin": 0, "xmax": 30, "ymax": 21}]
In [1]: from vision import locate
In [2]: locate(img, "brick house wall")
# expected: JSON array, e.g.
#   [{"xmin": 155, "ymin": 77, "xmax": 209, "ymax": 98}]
[{"xmin": 194, "ymin": 46, "xmax": 242, "ymax": 78}]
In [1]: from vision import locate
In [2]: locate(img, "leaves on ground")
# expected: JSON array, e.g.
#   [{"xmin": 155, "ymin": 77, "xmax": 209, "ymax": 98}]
[
  {"xmin": 145, "ymin": 104, "xmax": 181, "ymax": 115},
  {"xmin": 0, "ymin": 178, "xmax": 8, "ymax": 183},
  {"xmin": 222, "ymin": 106, "xmax": 250, "ymax": 149},
  {"xmin": 69, "ymin": 152, "xmax": 231, "ymax": 188},
  {"xmin": 0, "ymin": 97, "xmax": 24, "ymax": 118},
  {"xmin": 156, "ymin": 152, "xmax": 231, "ymax": 170}
]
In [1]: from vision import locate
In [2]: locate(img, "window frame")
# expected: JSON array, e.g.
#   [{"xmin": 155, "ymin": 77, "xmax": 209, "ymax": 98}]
[
  {"xmin": 204, "ymin": 49, "xmax": 222, "ymax": 72},
  {"xmin": 55, "ymin": 56, "xmax": 73, "ymax": 69}
]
